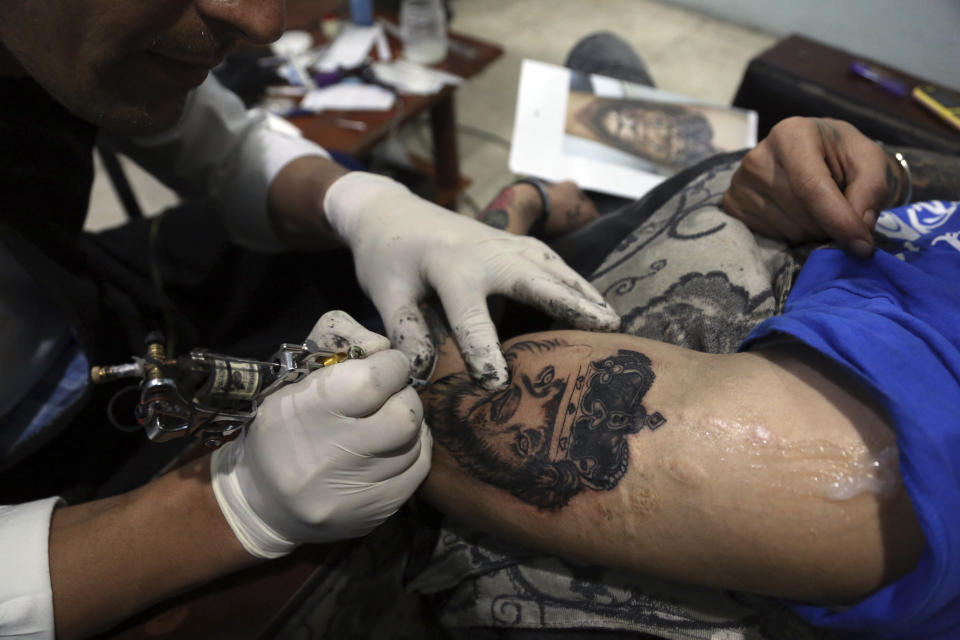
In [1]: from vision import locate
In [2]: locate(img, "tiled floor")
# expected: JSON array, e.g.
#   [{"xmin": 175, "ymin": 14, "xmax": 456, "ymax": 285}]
[{"xmin": 84, "ymin": 0, "xmax": 777, "ymax": 231}]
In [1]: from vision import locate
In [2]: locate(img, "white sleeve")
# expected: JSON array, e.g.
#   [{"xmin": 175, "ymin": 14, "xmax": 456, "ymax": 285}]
[
  {"xmin": 102, "ymin": 75, "xmax": 331, "ymax": 252},
  {"xmin": 0, "ymin": 497, "xmax": 63, "ymax": 640}
]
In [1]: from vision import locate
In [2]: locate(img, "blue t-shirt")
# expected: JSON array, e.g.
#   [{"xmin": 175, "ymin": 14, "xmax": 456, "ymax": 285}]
[{"xmin": 742, "ymin": 201, "xmax": 960, "ymax": 639}]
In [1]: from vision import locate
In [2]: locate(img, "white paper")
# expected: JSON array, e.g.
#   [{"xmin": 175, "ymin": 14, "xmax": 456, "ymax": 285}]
[
  {"xmin": 509, "ymin": 59, "xmax": 758, "ymax": 200},
  {"xmin": 371, "ymin": 60, "xmax": 461, "ymax": 95},
  {"xmin": 314, "ymin": 25, "xmax": 381, "ymax": 71},
  {"xmin": 300, "ymin": 83, "xmax": 396, "ymax": 112},
  {"xmin": 375, "ymin": 27, "xmax": 392, "ymax": 62},
  {"xmin": 270, "ymin": 30, "xmax": 314, "ymax": 58}
]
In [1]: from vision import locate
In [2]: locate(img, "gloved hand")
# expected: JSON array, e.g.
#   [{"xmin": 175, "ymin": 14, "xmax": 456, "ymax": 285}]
[
  {"xmin": 721, "ymin": 117, "xmax": 908, "ymax": 258},
  {"xmin": 324, "ymin": 172, "xmax": 621, "ymax": 390},
  {"xmin": 211, "ymin": 311, "xmax": 431, "ymax": 559}
]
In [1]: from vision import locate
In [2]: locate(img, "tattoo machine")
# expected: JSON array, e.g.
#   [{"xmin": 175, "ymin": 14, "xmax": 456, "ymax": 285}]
[{"xmin": 89, "ymin": 332, "xmax": 365, "ymax": 448}]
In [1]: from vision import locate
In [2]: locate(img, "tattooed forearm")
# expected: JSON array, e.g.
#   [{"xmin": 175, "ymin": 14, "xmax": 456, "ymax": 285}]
[
  {"xmin": 422, "ymin": 338, "xmax": 666, "ymax": 510},
  {"xmin": 476, "ymin": 185, "xmax": 516, "ymax": 230},
  {"xmin": 882, "ymin": 153, "xmax": 905, "ymax": 208},
  {"xmin": 475, "ymin": 184, "xmax": 543, "ymax": 234},
  {"xmin": 476, "ymin": 208, "xmax": 509, "ymax": 230},
  {"xmin": 886, "ymin": 146, "xmax": 960, "ymax": 202}
]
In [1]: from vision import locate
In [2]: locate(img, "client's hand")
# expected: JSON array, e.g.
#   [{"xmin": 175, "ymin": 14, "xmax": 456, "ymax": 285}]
[
  {"xmin": 721, "ymin": 117, "xmax": 908, "ymax": 257},
  {"xmin": 211, "ymin": 311, "xmax": 431, "ymax": 558}
]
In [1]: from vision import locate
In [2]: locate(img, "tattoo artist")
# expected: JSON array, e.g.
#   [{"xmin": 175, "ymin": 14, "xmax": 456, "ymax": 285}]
[{"xmin": 0, "ymin": 1, "xmax": 620, "ymax": 639}]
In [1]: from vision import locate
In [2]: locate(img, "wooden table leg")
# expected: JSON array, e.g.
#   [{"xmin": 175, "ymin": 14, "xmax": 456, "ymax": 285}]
[{"xmin": 429, "ymin": 91, "xmax": 460, "ymax": 192}]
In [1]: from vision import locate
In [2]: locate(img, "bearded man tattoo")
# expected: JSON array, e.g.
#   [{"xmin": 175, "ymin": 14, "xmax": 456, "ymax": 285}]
[{"xmin": 423, "ymin": 339, "xmax": 665, "ymax": 510}]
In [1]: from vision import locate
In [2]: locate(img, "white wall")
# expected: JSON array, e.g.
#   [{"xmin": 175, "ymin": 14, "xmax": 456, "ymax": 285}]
[{"xmin": 661, "ymin": 0, "xmax": 960, "ymax": 90}]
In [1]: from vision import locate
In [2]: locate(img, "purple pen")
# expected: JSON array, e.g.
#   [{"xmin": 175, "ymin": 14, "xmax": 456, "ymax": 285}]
[
  {"xmin": 313, "ymin": 70, "xmax": 342, "ymax": 88},
  {"xmin": 849, "ymin": 61, "xmax": 910, "ymax": 98}
]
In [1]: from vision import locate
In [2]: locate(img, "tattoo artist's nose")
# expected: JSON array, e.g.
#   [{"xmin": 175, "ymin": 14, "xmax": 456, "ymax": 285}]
[{"xmin": 196, "ymin": 0, "xmax": 286, "ymax": 46}]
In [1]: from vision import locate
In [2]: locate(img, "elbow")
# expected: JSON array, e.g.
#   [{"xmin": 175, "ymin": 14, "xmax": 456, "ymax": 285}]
[{"xmin": 787, "ymin": 483, "xmax": 926, "ymax": 606}]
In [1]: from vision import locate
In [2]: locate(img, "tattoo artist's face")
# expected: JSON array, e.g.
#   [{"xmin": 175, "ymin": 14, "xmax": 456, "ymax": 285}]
[
  {"xmin": 0, "ymin": 0, "xmax": 285, "ymax": 135},
  {"xmin": 460, "ymin": 358, "xmax": 566, "ymax": 470}
]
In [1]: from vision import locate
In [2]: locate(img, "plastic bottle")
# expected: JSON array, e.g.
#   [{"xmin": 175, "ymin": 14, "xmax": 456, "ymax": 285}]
[
  {"xmin": 400, "ymin": 0, "xmax": 447, "ymax": 65},
  {"xmin": 349, "ymin": 0, "xmax": 374, "ymax": 26}
]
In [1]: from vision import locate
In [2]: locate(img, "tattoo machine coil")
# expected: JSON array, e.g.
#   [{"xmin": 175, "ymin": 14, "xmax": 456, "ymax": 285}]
[{"xmin": 90, "ymin": 332, "xmax": 365, "ymax": 448}]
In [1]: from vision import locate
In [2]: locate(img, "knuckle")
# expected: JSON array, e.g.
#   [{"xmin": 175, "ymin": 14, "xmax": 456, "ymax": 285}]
[
  {"xmin": 290, "ymin": 498, "xmax": 333, "ymax": 527},
  {"xmin": 720, "ymin": 191, "xmax": 740, "ymax": 216},
  {"xmin": 725, "ymin": 169, "xmax": 743, "ymax": 193},
  {"xmin": 770, "ymin": 117, "xmax": 815, "ymax": 147},
  {"xmin": 830, "ymin": 117, "xmax": 856, "ymax": 134},
  {"xmin": 307, "ymin": 310, "xmax": 374, "ymax": 352},
  {"xmin": 326, "ymin": 356, "xmax": 400, "ymax": 400},
  {"xmin": 316, "ymin": 309, "xmax": 356, "ymax": 332},
  {"xmin": 778, "ymin": 115, "xmax": 811, "ymax": 132},
  {"xmin": 516, "ymin": 233, "xmax": 543, "ymax": 248},
  {"xmin": 370, "ymin": 350, "xmax": 410, "ymax": 383},
  {"xmin": 739, "ymin": 150, "xmax": 763, "ymax": 173},
  {"xmin": 862, "ymin": 176, "xmax": 889, "ymax": 204},
  {"xmin": 733, "ymin": 154, "xmax": 750, "ymax": 174},
  {"xmin": 381, "ymin": 390, "xmax": 424, "ymax": 437},
  {"xmin": 792, "ymin": 171, "xmax": 825, "ymax": 200},
  {"xmin": 320, "ymin": 309, "xmax": 349, "ymax": 323}
]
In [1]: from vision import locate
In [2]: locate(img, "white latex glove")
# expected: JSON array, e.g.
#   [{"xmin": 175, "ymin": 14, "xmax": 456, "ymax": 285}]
[
  {"xmin": 324, "ymin": 172, "xmax": 621, "ymax": 390},
  {"xmin": 211, "ymin": 310, "xmax": 431, "ymax": 559}
]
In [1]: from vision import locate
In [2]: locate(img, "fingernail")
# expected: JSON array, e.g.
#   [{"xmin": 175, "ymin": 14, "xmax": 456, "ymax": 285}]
[
  {"xmin": 863, "ymin": 209, "xmax": 878, "ymax": 229},
  {"xmin": 597, "ymin": 309, "xmax": 621, "ymax": 331},
  {"xmin": 479, "ymin": 373, "xmax": 509, "ymax": 392},
  {"xmin": 849, "ymin": 238, "xmax": 873, "ymax": 259},
  {"xmin": 466, "ymin": 358, "xmax": 509, "ymax": 391}
]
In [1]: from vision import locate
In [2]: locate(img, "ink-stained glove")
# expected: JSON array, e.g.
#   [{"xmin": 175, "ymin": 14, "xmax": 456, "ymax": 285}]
[
  {"xmin": 211, "ymin": 310, "xmax": 431, "ymax": 559},
  {"xmin": 323, "ymin": 172, "xmax": 621, "ymax": 390}
]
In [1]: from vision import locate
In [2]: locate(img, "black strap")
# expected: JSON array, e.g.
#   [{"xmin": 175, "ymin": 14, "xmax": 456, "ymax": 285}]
[{"xmin": 511, "ymin": 177, "xmax": 551, "ymax": 238}]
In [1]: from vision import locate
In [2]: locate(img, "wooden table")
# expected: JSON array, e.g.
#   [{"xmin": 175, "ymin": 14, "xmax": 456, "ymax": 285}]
[
  {"xmin": 282, "ymin": 17, "xmax": 503, "ymax": 206},
  {"xmin": 733, "ymin": 34, "xmax": 960, "ymax": 155}
]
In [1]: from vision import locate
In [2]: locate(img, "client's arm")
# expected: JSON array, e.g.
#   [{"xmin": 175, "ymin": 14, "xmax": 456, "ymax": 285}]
[{"xmin": 419, "ymin": 328, "xmax": 924, "ymax": 605}]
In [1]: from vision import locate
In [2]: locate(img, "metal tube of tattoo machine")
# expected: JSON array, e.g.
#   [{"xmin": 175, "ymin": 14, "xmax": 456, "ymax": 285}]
[
  {"xmin": 90, "ymin": 361, "xmax": 144, "ymax": 384},
  {"xmin": 89, "ymin": 337, "xmax": 368, "ymax": 445}
]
